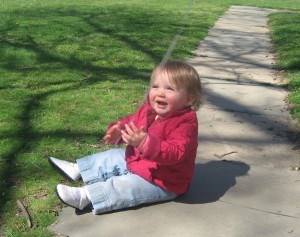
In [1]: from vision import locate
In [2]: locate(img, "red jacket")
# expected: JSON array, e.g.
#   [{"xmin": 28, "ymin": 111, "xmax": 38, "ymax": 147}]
[{"xmin": 110, "ymin": 102, "xmax": 198, "ymax": 194}]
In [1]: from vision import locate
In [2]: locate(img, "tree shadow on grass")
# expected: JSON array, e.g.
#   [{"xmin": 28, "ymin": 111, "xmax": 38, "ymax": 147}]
[
  {"xmin": 0, "ymin": 4, "xmax": 199, "ymax": 224},
  {"xmin": 0, "ymin": 85, "xmax": 104, "ymax": 217}
]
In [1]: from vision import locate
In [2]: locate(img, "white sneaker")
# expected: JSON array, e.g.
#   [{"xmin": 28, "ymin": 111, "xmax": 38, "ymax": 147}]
[
  {"xmin": 48, "ymin": 157, "xmax": 81, "ymax": 182},
  {"xmin": 56, "ymin": 184, "xmax": 91, "ymax": 210}
]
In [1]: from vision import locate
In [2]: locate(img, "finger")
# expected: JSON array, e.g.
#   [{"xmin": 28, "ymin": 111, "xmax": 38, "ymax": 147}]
[
  {"xmin": 121, "ymin": 129, "xmax": 129, "ymax": 139},
  {"xmin": 110, "ymin": 127, "xmax": 119, "ymax": 135},
  {"xmin": 122, "ymin": 130, "xmax": 133, "ymax": 144},
  {"xmin": 103, "ymin": 134, "xmax": 110, "ymax": 141},
  {"xmin": 107, "ymin": 125, "xmax": 116, "ymax": 132},
  {"xmin": 114, "ymin": 136, "xmax": 122, "ymax": 145},
  {"xmin": 121, "ymin": 133, "xmax": 129, "ymax": 145},
  {"xmin": 130, "ymin": 122, "xmax": 139, "ymax": 132},
  {"xmin": 103, "ymin": 136, "xmax": 110, "ymax": 144},
  {"xmin": 124, "ymin": 124, "xmax": 133, "ymax": 134},
  {"xmin": 109, "ymin": 124, "xmax": 120, "ymax": 133}
]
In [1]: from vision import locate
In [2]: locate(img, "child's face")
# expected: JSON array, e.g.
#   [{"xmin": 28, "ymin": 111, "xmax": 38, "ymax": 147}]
[{"xmin": 149, "ymin": 72, "xmax": 192, "ymax": 118}]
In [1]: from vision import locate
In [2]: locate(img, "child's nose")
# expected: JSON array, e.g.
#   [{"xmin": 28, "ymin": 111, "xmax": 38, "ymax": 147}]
[{"xmin": 158, "ymin": 89, "xmax": 165, "ymax": 97}]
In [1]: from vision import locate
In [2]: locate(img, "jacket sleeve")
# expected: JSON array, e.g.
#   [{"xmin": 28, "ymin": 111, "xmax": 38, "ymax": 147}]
[{"xmin": 139, "ymin": 117, "xmax": 198, "ymax": 165}]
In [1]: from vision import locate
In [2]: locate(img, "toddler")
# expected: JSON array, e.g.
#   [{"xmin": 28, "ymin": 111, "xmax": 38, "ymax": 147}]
[{"xmin": 49, "ymin": 60, "xmax": 202, "ymax": 214}]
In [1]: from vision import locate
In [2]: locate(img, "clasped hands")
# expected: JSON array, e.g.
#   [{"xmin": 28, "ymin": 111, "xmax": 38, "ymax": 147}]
[{"xmin": 104, "ymin": 121, "xmax": 147, "ymax": 147}]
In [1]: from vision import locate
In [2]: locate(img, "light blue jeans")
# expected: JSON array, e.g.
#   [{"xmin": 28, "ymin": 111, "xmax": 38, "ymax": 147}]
[{"xmin": 76, "ymin": 148, "xmax": 177, "ymax": 214}]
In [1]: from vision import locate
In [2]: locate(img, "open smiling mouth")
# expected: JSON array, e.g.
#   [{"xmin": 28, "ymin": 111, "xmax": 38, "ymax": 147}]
[
  {"xmin": 157, "ymin": 101, "xmax": 168, "ymax": 106},
  {"xmin": 156, "ymin": 101, "xmax": 168, "ymax": 105}
]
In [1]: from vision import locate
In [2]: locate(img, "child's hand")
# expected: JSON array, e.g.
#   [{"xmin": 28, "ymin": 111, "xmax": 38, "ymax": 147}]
[
  {"xmin": 104, "ymin": 122, "xmax": 122, "ymax": 145},
  {"xmin": 121, "ymin": 122, "xmax": 147, "ymax": 147}
]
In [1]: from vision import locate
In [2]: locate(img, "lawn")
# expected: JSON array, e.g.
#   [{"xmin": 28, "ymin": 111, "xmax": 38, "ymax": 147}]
[
  {"xmin": 269, "ymin": 12, "xmax": 300, "ymax": 121},
  {"xmin": 0, "ymin": 0, "xmax": 299, "ymax": 236}
]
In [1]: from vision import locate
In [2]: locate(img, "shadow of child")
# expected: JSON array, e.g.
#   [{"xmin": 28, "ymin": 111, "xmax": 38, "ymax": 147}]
[{"xmin": 176, "ymin": 160, "xmax": 250, "ymax": 204}]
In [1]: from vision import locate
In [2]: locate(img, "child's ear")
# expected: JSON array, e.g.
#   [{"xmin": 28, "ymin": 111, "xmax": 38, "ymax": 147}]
[{"xmin": 186, "ymin": 96, "xmax": 194, "ymax": 106}]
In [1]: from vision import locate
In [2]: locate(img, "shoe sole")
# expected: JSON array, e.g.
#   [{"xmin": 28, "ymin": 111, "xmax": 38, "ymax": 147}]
[{"xmin": 48, "ymin": 157, "xmax": 76, "ymax": 182}]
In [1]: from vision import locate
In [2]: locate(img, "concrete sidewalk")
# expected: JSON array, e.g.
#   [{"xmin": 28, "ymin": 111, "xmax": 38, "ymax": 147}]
[{"xmin": 51, "ymin": 6, "xmax": 300, "ymax": 237}]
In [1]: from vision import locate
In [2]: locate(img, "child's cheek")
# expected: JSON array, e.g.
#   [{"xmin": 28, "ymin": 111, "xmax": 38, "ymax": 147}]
[{"xmin": 148, "ymin": 91, "xmax": 155, "ymax": 103}]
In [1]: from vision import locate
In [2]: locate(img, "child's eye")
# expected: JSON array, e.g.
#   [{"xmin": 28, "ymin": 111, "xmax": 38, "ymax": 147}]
[
  {"xmin": 151, "ymin": 85, "xmax": 158, "ymax": 89},
  {"xmin": 167, "ymin": 87, "xmax": 175, "ymax": 91}
]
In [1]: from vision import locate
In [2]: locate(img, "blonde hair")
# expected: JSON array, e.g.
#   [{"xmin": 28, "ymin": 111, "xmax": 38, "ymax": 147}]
[{"xmin": 150, "ymin": 60, "xmax": 203, "ymax": 110}]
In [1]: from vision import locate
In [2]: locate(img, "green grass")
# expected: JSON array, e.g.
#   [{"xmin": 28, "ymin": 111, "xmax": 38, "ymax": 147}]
[
  {"xmin": 269, "ymin": 12, "xmax": 300, "ymax": 122},
  {"xmin": 0, "ymin": 0, "xmax": 299, "ymax": 236}
]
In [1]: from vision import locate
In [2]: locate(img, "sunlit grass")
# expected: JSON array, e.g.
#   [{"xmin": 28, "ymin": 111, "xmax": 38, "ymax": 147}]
[
  {"xmin": 269, "ymin": 12, "xmax": 300, "ymax": 121},
  {"xmin": 0, "ymin": 1, "xmax": 223, "ymax": 235}
]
